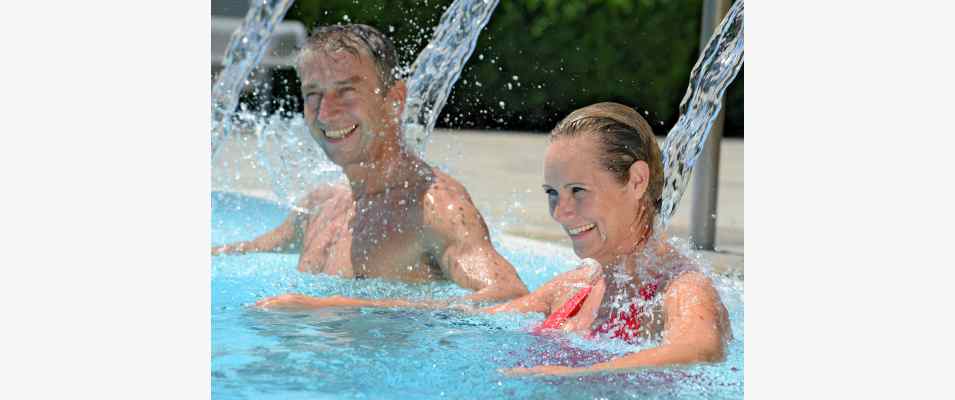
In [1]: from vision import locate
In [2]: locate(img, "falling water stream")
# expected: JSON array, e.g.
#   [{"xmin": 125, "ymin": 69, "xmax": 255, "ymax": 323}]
[
  {"xmin": 656, "ymin": 0, "xmax": 744, "ymax": 229},
  {"xmin": 211, "ymin": 0, "xmax": 296, "ymax": 160},
  {"xmin": 399, "ymin": 0, "xmax": 501, "ymax": 155}
]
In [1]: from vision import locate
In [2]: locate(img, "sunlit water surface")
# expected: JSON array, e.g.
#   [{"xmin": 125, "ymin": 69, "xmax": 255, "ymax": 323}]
[{"xmin": 212, "ymin": 192, "xmax": 743, "ymax": 399}]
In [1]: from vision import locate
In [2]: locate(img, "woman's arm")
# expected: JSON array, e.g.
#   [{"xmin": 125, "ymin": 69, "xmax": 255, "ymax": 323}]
[{"xmin": 506, "ymin": 271, "xmax": 730, "ymax": 376}]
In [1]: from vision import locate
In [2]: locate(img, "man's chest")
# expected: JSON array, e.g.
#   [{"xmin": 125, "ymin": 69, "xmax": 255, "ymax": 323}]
[{"xmin": 297, "ymin": 197, "xmax": 441, "ymax": 281}]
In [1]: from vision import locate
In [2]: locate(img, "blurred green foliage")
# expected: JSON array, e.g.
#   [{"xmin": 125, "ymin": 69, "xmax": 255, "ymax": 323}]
[{"xmin": 284, "ymin": 0, "xmax": 743, "ymax": 136}]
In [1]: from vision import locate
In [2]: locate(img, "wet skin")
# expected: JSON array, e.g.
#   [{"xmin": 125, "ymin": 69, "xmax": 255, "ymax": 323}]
[{"xmin": 295, "ymin": 169, "xmax": 494, "ymax": 283}]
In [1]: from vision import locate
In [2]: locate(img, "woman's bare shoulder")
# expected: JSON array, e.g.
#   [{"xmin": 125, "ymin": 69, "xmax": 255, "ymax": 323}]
[{"xmin": 540, "ymin": 261, "xmax": 600, "ymax": 294}]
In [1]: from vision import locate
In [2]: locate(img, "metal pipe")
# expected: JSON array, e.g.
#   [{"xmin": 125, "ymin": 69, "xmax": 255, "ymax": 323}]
[{"xmin": 689, "ymin": 0, "xmax": 731, "ymax": 250}]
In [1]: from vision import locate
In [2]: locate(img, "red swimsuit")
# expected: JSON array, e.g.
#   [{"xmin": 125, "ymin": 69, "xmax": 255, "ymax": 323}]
[{"xmin": 534, "ymin": 281, "xmax": 659, "ymax": 343}]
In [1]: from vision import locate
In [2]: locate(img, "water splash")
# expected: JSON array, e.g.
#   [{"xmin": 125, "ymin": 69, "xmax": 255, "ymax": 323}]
[
  {"xmin": 213, "ymin": 0, "xmax": 498, "ymax": 204},
  {"xmin": 400, "ymin": 0, "xmax": 501, "ymax": 155},
  {"xmin": 254, "ymin": 115, "xmax": 344, "ymax": 209},
  {"xmin": 211, "ymin": 0, "xmax": 296, "ymax": 160},
  {"xmin": 656, "ymin": 0, "xmax": 744, "ymax": 229}
]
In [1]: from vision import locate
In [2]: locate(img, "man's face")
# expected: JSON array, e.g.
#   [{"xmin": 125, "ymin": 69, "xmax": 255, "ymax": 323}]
[{"xmin": 299, "ymin": 49, "xmax": 402, "ymax": 168}]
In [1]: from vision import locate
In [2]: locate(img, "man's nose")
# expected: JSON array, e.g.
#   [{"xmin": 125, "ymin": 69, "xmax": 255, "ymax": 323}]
[{"xmin": 317, "ymin": 93, "xmax": 340, "ymax": 124}]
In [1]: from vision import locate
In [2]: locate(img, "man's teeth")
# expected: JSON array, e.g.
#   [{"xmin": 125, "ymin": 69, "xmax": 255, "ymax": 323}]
[
  {"xmin": 568, "ymin": 223, "xmax": 596, "ymax": 235},
  {"xmin": 324, "ymin": 124, "xmax": 356, "ymax": 139}
]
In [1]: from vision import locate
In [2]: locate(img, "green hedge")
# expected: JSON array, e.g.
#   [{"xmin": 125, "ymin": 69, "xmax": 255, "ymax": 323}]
[{"xmin": 284, "ymin": 0, "xmax": 743, "ymax": 136}]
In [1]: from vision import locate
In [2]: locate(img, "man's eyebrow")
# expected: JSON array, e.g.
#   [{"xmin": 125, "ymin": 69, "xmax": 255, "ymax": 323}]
[
  {"xmin": 301, "ymin": 76, "xmax": 362, "ymax": 90},
  {"xmin": 332, "ymin": 76, "xmax": 363, "ymax": 86}
]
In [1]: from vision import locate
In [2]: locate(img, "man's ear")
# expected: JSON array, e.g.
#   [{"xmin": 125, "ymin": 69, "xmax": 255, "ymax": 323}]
[
  {"xmin": 387, "ymin": 79, "xmax": 407, "ymax": 116},
  {"xmin": 628, "ymin": 160, "xmax": 650, "ymax": 200}
]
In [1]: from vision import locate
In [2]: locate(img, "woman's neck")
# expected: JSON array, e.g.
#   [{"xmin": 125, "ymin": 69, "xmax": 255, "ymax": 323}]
[{"xmin": 596, "ymin": 203, "xmax": 656, "ymax": 279}]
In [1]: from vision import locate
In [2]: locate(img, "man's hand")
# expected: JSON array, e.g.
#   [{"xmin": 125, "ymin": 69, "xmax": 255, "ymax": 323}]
[
  {"xmin": 255, "ymin": 294, "xmax": 352, "ymax": 310},
  {"xmin": 211, "ymin": 244, "xmax": 240, "ymax": 256},
  {"xmin": 501, "ymin": 365, "xmax": 582, "ymax": 377}
]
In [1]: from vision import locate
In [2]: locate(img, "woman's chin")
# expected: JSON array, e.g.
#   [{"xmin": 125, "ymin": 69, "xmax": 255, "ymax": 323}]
[{"xmin": 571, "ymin": 244, "xmax": 595, "ymax": 261}]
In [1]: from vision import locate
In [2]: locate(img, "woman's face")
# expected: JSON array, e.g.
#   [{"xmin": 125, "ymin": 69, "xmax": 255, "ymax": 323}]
[{"xmin": 543, "ymin": 135, "xmax": 650, "ymax": 265}]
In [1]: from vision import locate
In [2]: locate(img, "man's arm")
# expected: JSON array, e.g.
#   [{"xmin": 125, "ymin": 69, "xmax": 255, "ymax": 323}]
[
  {"xmin": 211, "ymin": 209, "xmax": 305, "ymax": 255},
  {"xmin": 423, "ymin": 180, "xmax": 529, "ymax": 303},
  {"xmin": 257, "ymin": 265, "xmax": 587, "ymax": 314},
  {"xmin": 211, "ymin": 186, "xmax": 342, "ymax": 256}
]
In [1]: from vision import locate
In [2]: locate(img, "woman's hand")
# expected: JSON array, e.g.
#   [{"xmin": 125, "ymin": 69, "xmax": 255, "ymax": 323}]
[{"xmin": 255, "ymin": 294, "xmax": 353, "ymax": 310}]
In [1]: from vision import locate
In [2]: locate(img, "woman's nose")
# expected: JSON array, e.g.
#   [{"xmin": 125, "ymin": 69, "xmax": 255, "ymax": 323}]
[{"xmin": 552, "ymin": 194, "xmax": 574, "ymax": 222}]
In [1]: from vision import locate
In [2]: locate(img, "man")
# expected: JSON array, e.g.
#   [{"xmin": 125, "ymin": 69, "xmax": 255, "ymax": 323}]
[{"xmin": 212, "ymin": 24, "xmax": 528, "ymax": 302}]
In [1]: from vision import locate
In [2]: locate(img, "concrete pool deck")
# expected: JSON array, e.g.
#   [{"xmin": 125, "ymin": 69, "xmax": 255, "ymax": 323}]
[{"xmin": 214, "ymin": 129, "xmax": 743, "ymax": 279}]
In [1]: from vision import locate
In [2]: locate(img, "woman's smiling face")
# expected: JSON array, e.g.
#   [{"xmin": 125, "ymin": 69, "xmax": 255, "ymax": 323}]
[{"xmin": 543, "ymin": 135, "xmax": 650, "ymax": 265}]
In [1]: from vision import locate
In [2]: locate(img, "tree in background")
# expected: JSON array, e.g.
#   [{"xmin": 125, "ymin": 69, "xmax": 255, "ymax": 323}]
[{"xmin": 281, "ymin": 0, "xmax": 743, "ymax": 136}]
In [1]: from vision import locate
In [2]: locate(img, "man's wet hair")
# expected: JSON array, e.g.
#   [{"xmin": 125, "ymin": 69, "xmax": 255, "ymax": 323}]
[{"xmin": 298, "ymin": 24, "xmax": 399, "ymax": 90}]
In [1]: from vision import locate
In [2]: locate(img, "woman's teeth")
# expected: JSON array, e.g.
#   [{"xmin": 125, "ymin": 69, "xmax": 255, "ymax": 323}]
[
  {"xmin": 568, "ymin": 223, "xmax": 596, "ymax": 235},
  {"xmin": 323, "ymin": 124, "xmax": 357, "ymax": 139}
]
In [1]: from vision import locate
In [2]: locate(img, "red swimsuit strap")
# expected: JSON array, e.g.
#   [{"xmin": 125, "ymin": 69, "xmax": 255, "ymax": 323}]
[{"xmin": 534, "ymin": 285, "xmax": 593, "ymax": 333}]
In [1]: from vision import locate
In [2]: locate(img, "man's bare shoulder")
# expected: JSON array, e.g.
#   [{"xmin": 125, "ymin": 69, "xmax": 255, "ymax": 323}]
[
  {"xmin": 301, "ymin": 183, "xmax": 351, "ymax": 209},
  {"xmin": 427, "ymin": 168, "xmax": 472, "ymax": 197},
  {"xmin": 423, "ymin": 168, "xmax": 477, "ymax": 207},
  {"xmin": 420, "ymin": 168, "xmax": 482, "ymax": 224}
]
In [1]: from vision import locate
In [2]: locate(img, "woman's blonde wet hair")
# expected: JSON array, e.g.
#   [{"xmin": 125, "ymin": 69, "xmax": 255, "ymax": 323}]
[{"xmin": 550, "ymin": 102, "xmax": 664, "ymax": 212}]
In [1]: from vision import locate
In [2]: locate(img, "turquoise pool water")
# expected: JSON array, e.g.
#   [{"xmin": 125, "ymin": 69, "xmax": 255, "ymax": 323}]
[{"xmin": 212, "ymin": 192, "xmax": 744, "ymax": 399}]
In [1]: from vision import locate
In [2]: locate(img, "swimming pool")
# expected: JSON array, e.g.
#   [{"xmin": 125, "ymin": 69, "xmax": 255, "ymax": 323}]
[{"xmin": 212, "ymin": 191, "xmax": 744, "ymax": 399}]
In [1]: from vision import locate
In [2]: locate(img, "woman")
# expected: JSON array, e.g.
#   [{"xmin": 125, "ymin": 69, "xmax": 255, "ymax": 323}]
[{"xmin": 256, "ymin": 102, "xmax": 731, "ymax": 376}]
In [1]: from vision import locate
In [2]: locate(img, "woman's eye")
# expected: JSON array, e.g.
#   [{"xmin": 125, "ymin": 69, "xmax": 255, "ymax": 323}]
[{"xmin": 544, "ymin": 189, "xmax": 557, "ymax": 196}]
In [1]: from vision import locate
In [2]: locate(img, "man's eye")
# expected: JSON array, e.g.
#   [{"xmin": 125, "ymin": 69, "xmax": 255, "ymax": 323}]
[
  {"xmin": 544, "ymin": 189, "xmax": 557, "ymax": 196},
  {"xmin": 571, "ymin": 187, "xmax": 585, "ymax": 194}
]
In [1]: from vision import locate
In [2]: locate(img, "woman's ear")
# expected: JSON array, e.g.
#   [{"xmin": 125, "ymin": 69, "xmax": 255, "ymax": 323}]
[{"xmin": 628, "ymin": 160, "xmax": 650, "ymax": 200}]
